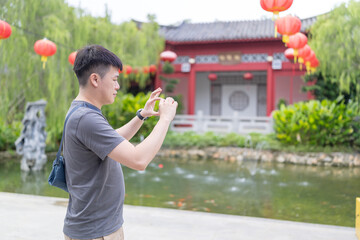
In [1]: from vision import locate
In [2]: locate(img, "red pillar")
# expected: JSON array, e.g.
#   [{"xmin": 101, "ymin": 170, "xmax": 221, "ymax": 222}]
[
  {"xmin": 266, "ymin": 62, "xmax": 275, "ymax": 116},
  {"xmin": 188, "ymin": 66, "xmax": 196, "ymax": 114},
  {"xmin": 290, "ymin": 65, "xmax": 294, "ymax": 104},
  {"xmin": 155, "ymin": 63, "xmax": 162, "ymax": 89}
]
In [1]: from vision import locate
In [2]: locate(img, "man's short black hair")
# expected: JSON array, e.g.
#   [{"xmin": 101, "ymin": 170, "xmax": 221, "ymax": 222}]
[{"xmin": 73, "ymin": 45, "xmax": 123, "ymax": 87}]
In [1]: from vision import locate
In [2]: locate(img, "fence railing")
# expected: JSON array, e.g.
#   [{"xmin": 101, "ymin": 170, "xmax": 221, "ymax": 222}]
[{"xmin": 170, "ymin": 111, "xmax": 274, "ymax": 134}]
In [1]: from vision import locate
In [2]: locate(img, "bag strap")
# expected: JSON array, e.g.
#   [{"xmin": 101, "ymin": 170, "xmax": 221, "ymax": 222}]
[{"xmin": 56, "ymin": 102, "xmax": 101, "ymax": 159}]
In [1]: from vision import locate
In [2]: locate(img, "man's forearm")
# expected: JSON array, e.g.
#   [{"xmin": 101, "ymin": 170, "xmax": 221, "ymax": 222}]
[
  {"xmin": 116, "ymin": 116, "xmax": 143, "ymax": 140},
  {"xmin": 109, "ymin": 97, "xmax": 177, "ymax": 171},
  {"xmin": 134, "ymin": 117, "xmax": 171, "ymax": 167}
]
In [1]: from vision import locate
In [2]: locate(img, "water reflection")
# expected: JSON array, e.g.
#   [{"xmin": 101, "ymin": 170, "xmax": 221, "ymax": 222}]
[
  {"xmin": 0, "ymin": 158, "xmax": 359, "ymax": 227},
  {"xmin": 122, "ymin": 159, "xmax": 360, "ymax": 227},
  {"xmin": 20, "ymin": 170, "xmax": 46, "ymax": 195}
]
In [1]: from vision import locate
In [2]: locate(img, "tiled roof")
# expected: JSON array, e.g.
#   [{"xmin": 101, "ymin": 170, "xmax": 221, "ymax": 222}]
[{"xmin": 159, "ymin": 16, "xmax": 317, "ymax": 43}]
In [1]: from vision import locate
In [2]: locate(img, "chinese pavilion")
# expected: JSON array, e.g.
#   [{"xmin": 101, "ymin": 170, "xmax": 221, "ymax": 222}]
[{"xmin": 153, "ymin": 17, "xmax": 317, "ymax": 116}]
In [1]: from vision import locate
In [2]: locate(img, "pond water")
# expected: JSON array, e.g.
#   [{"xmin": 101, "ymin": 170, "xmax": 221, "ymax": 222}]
[{"xmin": 0, "ymin": 157, "xmax": 359, "ymax": 227}]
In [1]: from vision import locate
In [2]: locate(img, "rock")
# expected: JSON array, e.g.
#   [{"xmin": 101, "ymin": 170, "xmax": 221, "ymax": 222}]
[
  {"xmin": 341, "ymin": 154, "xmax": 351, "ymax": 167},
  {"xmin": 212, "ymin": 152, "xmax": 220, "ymax": 159},
  {"xmin": 229, "ymin": 156, "xmax": 236, "ymax": 163},
  {"xmin": 332, "ymin": 155, "xmax": 343, "ymax": 167},
  {"xmin": 237, "ymin": 155, "xmax": 244, "ymax": 162},
  {"xmin": 318, "ymin": 153, "xmax": 327, "ymax": 161},
  {"xmin": 305, "ymin": 155, "xmax": 317, "ymax": 165},
  {"xmin": 188, "ymin": 149, "xmax": 206, "ymax": 160},
  {"xmin": 289, "ymin": 155, "xmax": 298, "ymax": 164},
  {"xmin": 15, "ymin": 100, "xmax": 47, "ymax": 171},
  {"xmin": 322, "ymin": 156, "xmax": 332, "ymax": 163},
  {"xmin": 354, "ymin": 155, "xmax": 360, "ymax": 166},
  {"xmin": 262, "ymin": 152, "xmax": 274, "ymax": 162},
  {"xmin": 276, "ymin": 155, "xmax": 285, "ymax": 163}
]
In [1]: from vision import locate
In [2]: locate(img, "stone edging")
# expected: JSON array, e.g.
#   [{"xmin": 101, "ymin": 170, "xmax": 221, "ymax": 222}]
[
  {"xmin": 0, "ymin": 151, "xmax": 19, "ymax": 160},
  {"xmin": 156, "ymin": 147, "xmax": 360, "ymax": 167},
  {"xmin": 2, "ymin": 148, "xmax": 360, "ymax": 167}
]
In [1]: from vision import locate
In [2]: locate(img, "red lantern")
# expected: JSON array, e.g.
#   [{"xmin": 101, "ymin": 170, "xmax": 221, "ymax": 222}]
[
  {"xmin": 260, "ymin": 0, "xmax": 293, "ymax": 18},
  {"xmin": 160, "ymin": 50, "xmax": 177, "ymax": 63},
  {"xmin": 208, "ymin": 73, "xmax": 217, "ymax": 81},
  {"xmin": 149, "ymin": 64, "xmax": 157, "ymax": 74},
  {"xmin": 303, "ymin": 50, "xmax": 315, "ymax": 73},
  {"xmin": 0, "ymin": 20, "xmax": 12, "ymax": 40},
  {"xmin": 309, "ymin": 57, "xmax": 319, "ymax": 73},
  {"xmin": 124, "ymin": 65, "xmax": 132, "ymax": 75},
  {"xmin": 142, "ymin": 66, "xmax": 149, "ymax": 74},
  {"xmin": 34, "ymin": 38, "xmax": 57, "ymax": 69},
  {"xmin": 309, "ymin": 57, "xmax": 319, "ymax": 72},
  {"xmin": 243, "ymin": 72, "xmax": 253, "ymax": 80},
  {"xmin": 68, "ymin": 51, "xmax": 77, "ymax": 65},
  {"xmin": 297, "ymin": 44, "xmax": 312, "ymax": 70},
  {"xmin": 287, "ymin": 32, "xmax": 307, "ymax": 63},
  {"xmin": 284, "ymin": 48, "xmax": 294, "ymax": 62},
  {"xmin": 275, "ymin": 15, "xmax": 301, "ymax": 44},
  {"xmin": 133, "ymin": 67, "xmax": 140, "ymax": 75}
]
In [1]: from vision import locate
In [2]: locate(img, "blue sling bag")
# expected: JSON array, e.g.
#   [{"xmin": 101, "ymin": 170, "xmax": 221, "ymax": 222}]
[{"xmin": 48, "ymin": 102, "xmax": 100, "ymax": 192}]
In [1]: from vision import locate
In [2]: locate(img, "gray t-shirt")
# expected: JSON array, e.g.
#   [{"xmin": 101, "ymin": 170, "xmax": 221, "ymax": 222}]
[{"xmin": 63, "ymin": 101, "xmax": 125, "ymax": 239}]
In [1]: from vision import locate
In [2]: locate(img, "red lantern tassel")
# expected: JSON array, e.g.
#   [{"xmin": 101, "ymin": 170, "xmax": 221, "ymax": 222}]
[
  {"xmin": 272, "ymin": 11, "xmax": 279, "ymax": 21},
  {"xmin": 298, "ymin": 57, "xmax": 304, "ymax": 70},
  {"xmin": 294, "ymin": 49, "xmax": 298, "ymax": 63},
  {"xmin": 282, "ymin": 35, "xmax": 289, "ymax": 45},
  {"xmin": 41, "ymin": 56, "xmax": 48, "ymax": 69},
  {"xmin": 305, "ymin": 62, "xmax": 311, "ymax": 74}
]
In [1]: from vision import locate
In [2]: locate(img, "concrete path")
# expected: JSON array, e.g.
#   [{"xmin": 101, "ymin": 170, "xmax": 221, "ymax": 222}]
[{"xmin": 0, "ymin": 192, "xmax": 356, "ymax": 240}]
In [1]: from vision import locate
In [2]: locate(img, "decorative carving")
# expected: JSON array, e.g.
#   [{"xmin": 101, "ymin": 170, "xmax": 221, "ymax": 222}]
[
  {"xmin": 273, "ymin": 52, "xmax": 287, "ymax": 62},
  {"xmin": 15, "ymin": 100, "xmax": 47, "ymax": 171},
  {"xmin": 173, "ymin": 56, "xmax": 190, "ymax": 64},
  {"xmin": 195, "ymin": 55, "xmax": 219, "ymax": 64},
  {"xmin": 229, "ymin": 91, "xmax": 249, "ymax": 111},
  {"xmin": 172, "ymin": 53, "xmax": 284, "ymax": 65},
  {"xmin": 241, "ymin": 53, "xmax": 268, "ymax": 63}
]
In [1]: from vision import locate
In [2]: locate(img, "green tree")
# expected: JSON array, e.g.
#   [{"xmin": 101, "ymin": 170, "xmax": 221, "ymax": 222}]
[
  {"xmin": 302, "ymin": 72, "xmax": 357, "ymax": 104},
  {"xmin": 0, "ymin": 0, "xmax": 164, "ymax": 149},
  {"xmin": 159, "ymin": 61, "xmax": 183, "ymax": 113},
  {"xmin": 160, "ymin": 62, "xmax": 179, "ymax": 94},
  {"xmin": 308, "ymin": 0, "xmax": 360, "ymax": 97}
]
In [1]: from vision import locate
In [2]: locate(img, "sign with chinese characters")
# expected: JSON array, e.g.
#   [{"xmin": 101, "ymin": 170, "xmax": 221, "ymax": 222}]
[{"xmin": 218, "ymin": 52, "xmax": 241, "ymax": 65}]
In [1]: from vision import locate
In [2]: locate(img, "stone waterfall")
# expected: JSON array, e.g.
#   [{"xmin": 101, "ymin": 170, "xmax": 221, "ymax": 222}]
[{"xmin": 15, "ymin": 100, "xmax": 47, "ymax": 171}]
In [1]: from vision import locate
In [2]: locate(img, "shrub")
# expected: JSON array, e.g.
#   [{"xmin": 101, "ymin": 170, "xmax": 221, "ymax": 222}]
[
  {"xmin": 273, "ymin": 99, "xmax": 359, "ymax": 148},
  {"xmin": 352, "ymin": 116, "xmax": 360, "ymax": 151},
  {"xmin": 0, "ymin": 119, "xmax": 22, "ymax": 151},
  {"xmin": 103, "ymin": 92, "xmax": 162, "ymax": 142},
  {"xmin": 163, "ymin": 131, "xmax": 267, "ymax": 149}
]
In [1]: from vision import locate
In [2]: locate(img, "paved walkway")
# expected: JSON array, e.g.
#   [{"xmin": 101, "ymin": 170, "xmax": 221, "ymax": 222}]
[{"xmin": 0, "ymin": 192, "xmax": 356, "ymax": 240}]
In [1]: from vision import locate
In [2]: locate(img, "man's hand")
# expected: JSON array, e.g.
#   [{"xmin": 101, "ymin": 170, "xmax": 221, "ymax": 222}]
[
  {"xmin": 140, "ymin": 88, "xmax": 162, "ymax": 118},
  {"xmin": 110, "ymin": 93, "xmax": 178, "ymax": 171},
  {"xmin": 159, "ymin": 97, "xmax": 178, "ymax": 122}
]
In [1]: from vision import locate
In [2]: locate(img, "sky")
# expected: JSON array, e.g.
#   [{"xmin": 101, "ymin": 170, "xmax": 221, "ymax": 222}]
[{"xmin": 66, "ymin": 0, "xmax": 349, "ymax": 26}]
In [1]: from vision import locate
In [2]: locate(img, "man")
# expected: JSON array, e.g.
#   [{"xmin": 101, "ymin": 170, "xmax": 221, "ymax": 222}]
[{"xmin": 63, "ymin": 45, "xmax": 177, "ymax": 240}]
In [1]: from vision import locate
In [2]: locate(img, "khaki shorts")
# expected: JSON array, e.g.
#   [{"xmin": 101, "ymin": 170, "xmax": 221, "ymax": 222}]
[{"xmin": 64, "ymin": 226, "xmax": 124, "ymax": 240}]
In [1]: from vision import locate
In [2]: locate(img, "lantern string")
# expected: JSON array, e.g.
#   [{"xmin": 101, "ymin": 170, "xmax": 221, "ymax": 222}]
[{"xmin": 1, "ymin": 18, "xmax": 75, "ymax": 51}]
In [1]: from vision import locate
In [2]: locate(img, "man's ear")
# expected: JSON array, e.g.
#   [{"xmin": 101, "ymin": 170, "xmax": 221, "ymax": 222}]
[{"xmin": 89, "ymin": 73, "xmax": 100, "ymax": 88}]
